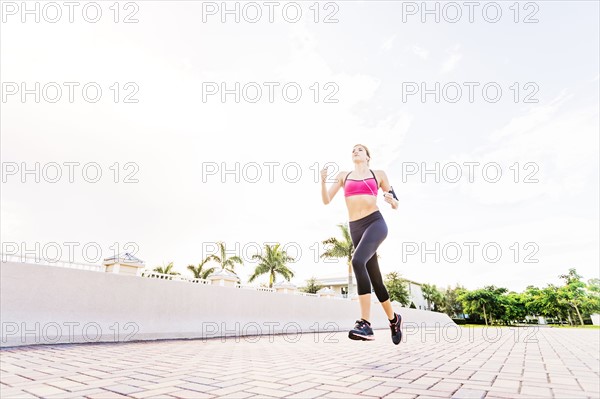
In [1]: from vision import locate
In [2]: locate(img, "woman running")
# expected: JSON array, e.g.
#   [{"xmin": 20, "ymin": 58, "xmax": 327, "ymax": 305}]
[{"xmin": 320, "ymin": 144, "xmax": 402, "ymax": 345}]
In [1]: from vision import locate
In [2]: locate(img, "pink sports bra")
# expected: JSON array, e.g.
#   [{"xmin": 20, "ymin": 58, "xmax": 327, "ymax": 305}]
[{"xmin": 344, "ymin": 170, "xmax": 379, "ymax": 197}]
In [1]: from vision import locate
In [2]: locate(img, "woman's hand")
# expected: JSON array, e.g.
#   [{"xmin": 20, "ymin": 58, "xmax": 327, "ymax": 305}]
[
  {"xmin": 321, "ymin": 168, "xmax": 343, "ymax": 205},
  {"xmin": 384, "ymin": 192, "xmax": 399, "ymax": 210},
  {"xmin": 320, "ymin": 166, "xmax": 329, "ymax": 183}
]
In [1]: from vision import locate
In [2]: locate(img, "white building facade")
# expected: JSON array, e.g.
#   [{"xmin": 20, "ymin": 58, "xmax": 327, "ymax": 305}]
[{"xmin": 311, "ymin": 275, "xmax": 430, "ymax": 310}]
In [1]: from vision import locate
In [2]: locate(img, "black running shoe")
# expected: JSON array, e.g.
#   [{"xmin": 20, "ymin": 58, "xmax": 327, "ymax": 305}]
[
  {"xmin": 348, "ymin": 319, "xmax": 374, "ymax": 341},
  {"xmin": 390, "ymin": 313, "xmax": 402, "ymax": 345}
]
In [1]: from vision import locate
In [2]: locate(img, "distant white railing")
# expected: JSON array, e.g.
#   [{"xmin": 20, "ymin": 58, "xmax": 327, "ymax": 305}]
[
  {"xmin": 141, "ymin": 270, "xmax": 210, "ymax": 284},
  {"xmin": 235, "ymin": 284, "xmax": 276, "ymax": 293},
  {"xmin": 295, "ymin": 292, "xmax": 320, "ymax": 297},
  {"xmin": 178, "ymin": 275, "xmax": 210, "ymax": 284},
  {"xmin": 0, "ymin": 253, "xmax": 105, "ymax": 272},
  {"xmin": 234, "ymin": 285, "xmax": 350, "ymax": 299}
]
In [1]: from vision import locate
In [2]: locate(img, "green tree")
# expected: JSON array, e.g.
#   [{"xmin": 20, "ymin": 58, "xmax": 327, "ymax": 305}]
[
  {"xmin": 248, "ymin": 244, "xmax": 295, "ymax": 288},
  {"xmin": 588, "ymin": 278, "xmax": 600, "ymax": 294},
  {"xmin": 484, "ymin": 285, "xmax": 508, "ymax": 325},
  {"xmin": 421, "ymin": 284, "xmax": 435, "ymax": 311},
  {"xmin": 187, "ymin": 257, "xmax": 216, "ymax": 279},
  {"xmin": 153, "ymin": 261, "xmax": 180, "ymax": 275},
  {"xmin": 442, "ymin": 285, "xmax": 465, "ymax": 318},
  {"xmin": 558, "ymin": 268, "xmax": 586, "ymax": 325},
  {"xmin": 523, "ymin": 284, "xmax": 568, "ymax": 324},
  {"xmin": 523, "ymin": 285, "xmax": 543, "ymax": 317},
  {"xmin": 210, "ymin": 241, "xmax": 244, "ymax": 274},
  {"xmin": 321, "ymin": 223, "xmax": 355, "ymax": 295},
  {"xmin": 431, "ymin": 286, "xmax": 445, "ymax": 312},
  {"xmin": 384, "ymin": 272, "xmax": 410, "ymax": 306},
  {"xmin": 459, "ymin": 288, "xmax": 496, "ymax": 326},
  {"xmin": 301, "ymin": 277, "xmax": 324, "ymax": 294},
  {"xmin": 499, "ymin": 292, "xmax": 527, "ymax": 325},
  {"xmin": 421, "ymin": 284, "xmax": 444, "ymax": 312},
  {"xmin": 540, "ymin": 284, "xmax": 569, "ymax": 323},
  {"xmin": 583, "ymin": 278, "xmax": 600, "ymax": 316}
]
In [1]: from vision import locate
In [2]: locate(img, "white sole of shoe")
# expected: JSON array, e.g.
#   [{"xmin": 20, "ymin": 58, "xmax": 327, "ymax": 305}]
[{"xmin": 349, "ymin": 332, "xmax": 375, "ymax": 341}]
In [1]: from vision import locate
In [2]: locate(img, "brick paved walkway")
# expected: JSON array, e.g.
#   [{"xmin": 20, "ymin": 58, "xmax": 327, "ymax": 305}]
[{"xmin": 1, "ymin": 326, "xmax": 598, "ymax": 399}]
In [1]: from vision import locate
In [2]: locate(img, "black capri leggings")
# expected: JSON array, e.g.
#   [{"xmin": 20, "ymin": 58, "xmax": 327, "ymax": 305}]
[{"xmin": 349, "ymin": 210, "xmax": 390, "ymax": 302}]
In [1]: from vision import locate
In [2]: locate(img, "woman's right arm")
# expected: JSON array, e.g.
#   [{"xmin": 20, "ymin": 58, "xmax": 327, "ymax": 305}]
[{"xmin": 321, "ymin": 168, "xmax": 344, "ymax": 205}]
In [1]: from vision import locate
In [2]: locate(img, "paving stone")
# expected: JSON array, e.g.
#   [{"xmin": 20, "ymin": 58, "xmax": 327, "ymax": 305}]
[
  {"xmin": 216, "ymin": 393, "xmax": 257, "ymax": 399},
  {"xmin": 86, "ymin": 389, "xmax": 132, "ymax": 398},
  {"xmin": 411, "ymin": 376, "xmax": 442, "ymax": 388},
  {"xmin": 381, "ymin": 392, "xmax": 418, "ymax": 399},
  {"xmin": 0, "ymin": 374, "xmax": 34, "ymax": 386},
  {"xmin": 349, "ymin": 379, "xmax": 383, "ymax": 391},
  {"xmin": 284, "ymin": 388, "xmax": 330, "ymax": 398},
  {"xmin": 394, "ymin": 387, "xmax": 451, "ymax": 398},
  {"xmin": 0, "ymin": 389, "xmax": 38, "ymax": 398},
  {"xmin": 317, "ymin": 384, "xmax": 365, "ymax": 395},
  {"xmin": 22, "ymin": 384, "xmax": 69, "ymax": 397},
  {"xmin": 174, "ymin": 382, "xmax": 218, "ymax": 393},
  {"xmin": 357, "ymin": 384, "xmax": 399, "ymax": 397},
  {"xmin": 551, "ymin": 388, "xmax": 592, "ymax": 399},
  {"xmin": 202, "ymin": 384, "xmax": 255, "ymax": 397},
  {"xmin": 63, "ymin": 388, "xmax": 108, "ymax": 397},
  {"xmin": 469, "ymin": 372, "xmax": 497, "ymax": 383},
  {"xmin": 321, "ymin": 393, "xmax": 373, "ymax": 399},
  {"xmin": 489, "ymin": 378, "xmax": 520, "ymax": 394},
  {"xmin": 103, "ymin": 383, "xmax": 145, "ymax": 395},
  {"xmin": 519, "ymin": 384, "xmax": 553, "ymax": 397},
  {"xmin": 281, "ymin": 381, "xmax": 323, "ymax": 393},
  {"xmin": 429, "ymin": 381, "xmax": 462, "ymax": 394},
  {"xmin": 244, "ymin": 386, "xmax": 290, "ymax": 397},
  {"xmin": 167, "ymin": 389, "xmax": 216, "ymax": 399},
  {"xmin": 451, "ymin": 388, "xmax": 487, "ymax": 399}
]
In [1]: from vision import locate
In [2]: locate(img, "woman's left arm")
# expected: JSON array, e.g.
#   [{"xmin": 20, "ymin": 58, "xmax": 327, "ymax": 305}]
[{"xmin": 378, "ymin": 170, "xmax": 399, "ymax": 210}]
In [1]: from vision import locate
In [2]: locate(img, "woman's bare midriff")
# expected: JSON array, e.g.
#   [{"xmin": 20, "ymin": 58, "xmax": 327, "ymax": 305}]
[{"xmin": 345, "ymin": 195, "xmax": 379, "ymax": 222}]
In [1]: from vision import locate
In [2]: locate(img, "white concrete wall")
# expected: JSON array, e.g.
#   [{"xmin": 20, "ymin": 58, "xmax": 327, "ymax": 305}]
[{"xmin": 1, "ymin": 261, "xmax": 456, "ymax": 347}]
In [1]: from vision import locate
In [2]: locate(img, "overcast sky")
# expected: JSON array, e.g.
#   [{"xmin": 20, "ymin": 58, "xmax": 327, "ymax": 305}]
[{"xmin": 2, "ymin": 1, "xmax": 599, "ymax": 292}]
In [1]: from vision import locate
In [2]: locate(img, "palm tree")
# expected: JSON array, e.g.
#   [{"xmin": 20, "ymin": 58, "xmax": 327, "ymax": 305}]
[
  {"xmin": 248, "ymin": 244, "xmax": 295, "ymax": 288},
  {"xmin": 421, "ymin": 284, "xmax": 437, "ymax": 311},
  {"xmin": 441, "ymin": 285, "xmax": 465, "ymax": 318},
  {"xmin": 431, "ymin": 287, "xmax": 445, "ymax": 312},
  {"xmin": 210, "ymin": 241, "xmax": 244, "ymax": 274},
  {"xmin": 187, "ymin": 257, "xmax": 216, "ymax": 279},
  {"xmin": 153, "ymin": 262, "xmax": 180, "ymax": 275},
  {"xmin": 321, "ymin": 223, "xmax": 355, "ymax": 296}
]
